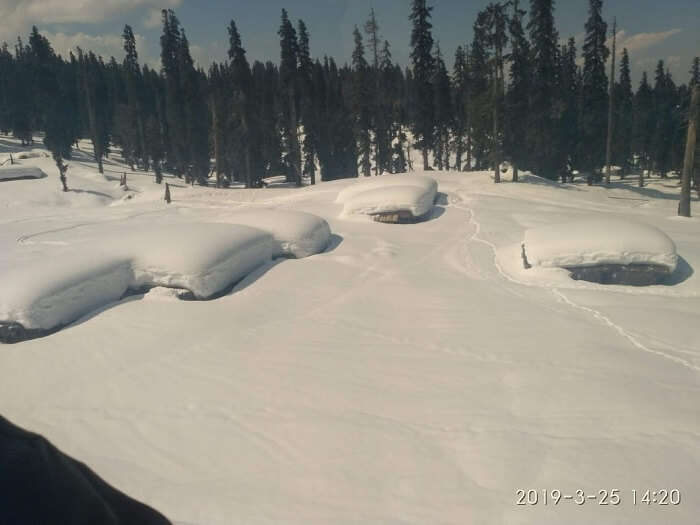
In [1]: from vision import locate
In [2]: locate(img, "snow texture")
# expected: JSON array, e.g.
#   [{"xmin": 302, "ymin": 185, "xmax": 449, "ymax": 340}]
[
  {"xmin": 0, "ymin": 165, "xmax": 47, "ymax": 180},
  {"xmin": 523, "ymin": 218, "xmax": 678, "ymax": 271},
  {"xmin": 225, "ymin": 209, "xmax": 331, "ymax": 258}
]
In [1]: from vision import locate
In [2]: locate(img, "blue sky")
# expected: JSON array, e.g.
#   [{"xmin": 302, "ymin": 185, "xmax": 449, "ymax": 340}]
[{"xmin": 1, "ymin": 0, "xmax": 698, "ymax": 83}]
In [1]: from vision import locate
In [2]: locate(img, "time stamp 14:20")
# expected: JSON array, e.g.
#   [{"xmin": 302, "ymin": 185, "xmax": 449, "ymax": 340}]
[{"xmin": 516, "ymin": 489, "xmax": 682, "ymax": 506}]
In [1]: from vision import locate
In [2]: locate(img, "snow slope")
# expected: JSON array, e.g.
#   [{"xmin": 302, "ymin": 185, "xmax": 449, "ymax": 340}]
[{"xmin": 1, "ymin": 136, "xmax": 700, "ymax": 525}]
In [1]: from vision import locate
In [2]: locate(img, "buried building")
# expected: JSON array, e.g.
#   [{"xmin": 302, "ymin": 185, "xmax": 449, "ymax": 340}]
[{"xmin": 521, "ymin": 218, "xmax": 678, "ymax": 286}]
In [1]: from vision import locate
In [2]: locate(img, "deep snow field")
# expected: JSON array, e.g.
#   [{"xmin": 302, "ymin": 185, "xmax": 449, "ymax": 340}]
[{"xmin": 1, "ymin": 135, "xmax": 699, "ymax": 524}]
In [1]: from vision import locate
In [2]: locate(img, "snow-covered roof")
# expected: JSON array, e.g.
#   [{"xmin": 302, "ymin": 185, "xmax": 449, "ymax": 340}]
[
  {"xmin": 0, "ymin": 165, "xmax": 47, "ymax": 181},
  {"xmin": 337, "ymin": 175, "xmax": 437, "ymax": 219},
  {"xmin": 523, "ymin": 218, "xmax": 678, "ymax": 272}
]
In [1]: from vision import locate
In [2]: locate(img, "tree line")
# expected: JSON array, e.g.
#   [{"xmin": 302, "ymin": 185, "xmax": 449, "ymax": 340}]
[{"xmin": 0, "ymin": 0, "xmax": 698, "ymax": 191}]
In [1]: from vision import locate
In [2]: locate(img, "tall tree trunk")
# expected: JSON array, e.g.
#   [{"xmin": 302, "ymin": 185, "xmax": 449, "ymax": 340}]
[
  {"xmin": 422, "ymin": 147, "xmax": 429, "ymax": 171},
  {"xmin": 679, "ymin": 85, "xmax": 699, "ymax": 217},
  {"xmin": 605, "ymin": 19, "xmax": 617, "ymax": 185},
  {"xmin": 513, "ymin": 163, "xmax": 519, "ymax": 183}
]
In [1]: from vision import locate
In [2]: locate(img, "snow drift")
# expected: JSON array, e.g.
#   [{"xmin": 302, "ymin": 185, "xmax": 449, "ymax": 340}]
[
  {"xmin": 337, "ymin": 175, "xmax": 438, "ymax": 220},
  {"xmin": 522, "ymin": 218, "xmax": 678, "ymax": 273},
  {"xmin": 0, "ymin": 165, "xmax": 47, "ymax": 181},
  {"xmin": 226, "ymin": 209, "xmax": 331, "ymax": 258}
]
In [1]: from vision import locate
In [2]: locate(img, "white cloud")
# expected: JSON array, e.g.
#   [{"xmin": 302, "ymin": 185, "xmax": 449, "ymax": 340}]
[
  {"xmin": 45, "ymin": 31, "xmax": 148, "ymax": 63},
  {"xmin": 0, "ymin": 0, "xmax": 181, "ymax": 41},
  {"xmin": 612, "ymin": 28, "xmax": 682, "ymax": 55},
  {"xmin": 143, "ymin": 8, "xmax": 163, "ymax": 29}
]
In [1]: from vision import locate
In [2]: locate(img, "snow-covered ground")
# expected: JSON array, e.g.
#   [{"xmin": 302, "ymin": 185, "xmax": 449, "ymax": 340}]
[{"xmin": 1, "ymin": 136, "xmax": 700, "ymax": 524}]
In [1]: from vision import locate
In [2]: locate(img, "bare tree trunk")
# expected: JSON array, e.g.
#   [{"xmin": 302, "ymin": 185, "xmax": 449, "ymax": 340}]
[
  {"xmin": 422, "ymin": 148, "xmax": 429, "ymax": 171},
  {"xmin": 513, "ymin": 163, "xmax": 519, "ymax": 182},
  {"xmin": 679, "ymin": 85, "xmax": 699, "ymax": 217},
  {"xmin": 605, "ymin": 18, "xmax": 617, "ymax": 185}
]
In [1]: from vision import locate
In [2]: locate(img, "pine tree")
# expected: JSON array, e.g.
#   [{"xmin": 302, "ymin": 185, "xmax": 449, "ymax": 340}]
[
  {"xmin": 633, "ymin": 71, "xmax": 654, "ymax": 186},
  {"xmin": 297, "ymin": 20, "xmax": 317, "ymax": 184},
  {"xmin": 279, "ymin": 9, "xmax": 302, "ymax": 186},
  {"xmin": 470, "ymin": 11, "xmax": 492, "ymax": 171},
  {"xmin": 228, "ymin": 19, "xmax": 255, "ymax": 187},
  {"xmin": 691, "ymin": 57, "xmax": 700, "ymax": 87},
  {"xmin": 433, "ymin": 43, "xmax": 452, "ymax": 171},
  {"xmin": 42, "ymin": 43, "xmax": 79, "ymax": 191},
  {"xmin": 613, "ymin": 48, "xmax": 633, "ymax": 176},
  {"xmin": 651, "ymin": 60, "xmax": 674, "ymax": 177},
  {"xmin": 557, "ymin": 38, "xmax": 580, "ymax": 180},
  {"xmin": 352, "ymin": 27, "xmax": 372, "ymax": 177},
  {"xmin": 78, "ymin": 50, "xmax": 111, "ymax": 174},
  {"xmin": 121, "ymin": 25, "xmax": 147, "ymax": 170},
  {"xmin": 409, "ymin": 0, "xmax": 435, "ymax": 170},
  {"xmin": 486, "ymin": 2, "xmax": 508, "ymax": 183},
  {"xmin": 375, "ymin": 39, "xmax": 394, "ymax": 174},
  {"xmin": 527, "ymin": 0, "xmax": 560, "ymax": 179},
  {"xmin": 580, "ymin": 0, "xmax": 609, "ymax": 182},
  {"xmin": 504, "ymin": 0, "xmax": 530, "ymax": 181},
  {"xmin": 451, "ymin": 45, "xmax": 470, "ymax": 171}
]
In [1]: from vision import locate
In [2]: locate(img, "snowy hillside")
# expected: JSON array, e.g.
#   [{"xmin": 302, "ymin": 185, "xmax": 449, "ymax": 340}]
[{"xmin": 1, "ymin": 136, "xmax": 699, "ymax": 524}]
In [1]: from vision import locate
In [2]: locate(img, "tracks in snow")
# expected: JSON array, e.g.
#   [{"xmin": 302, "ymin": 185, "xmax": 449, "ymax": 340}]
[{"xmin": 454, "ymin": 188, "xmax": 700, "ymax": 375}]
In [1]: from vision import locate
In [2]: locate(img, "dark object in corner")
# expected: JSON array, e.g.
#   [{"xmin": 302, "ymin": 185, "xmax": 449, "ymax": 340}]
[
  {"xmin": 0, "ymin": 415, "xmax": 172, "ymax": 525},
  {"xmin": 564, "ymin": 263, "xmax": 671, "ymax": 286}
]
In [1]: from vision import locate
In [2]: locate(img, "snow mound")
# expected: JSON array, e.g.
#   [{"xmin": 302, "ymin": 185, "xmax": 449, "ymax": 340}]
[
  {"xmin": 226, "ymin": 209, "xmax": 331, "ymax": 258},
  {"xmin": 523, "ymin": 219, "xmax": 678, "ymax": 272},
  {"xmin": 0, "ymin": 224, "xmax": 275, "ymax": 336},
  {"xmin": 335, "ymin": 174, "xmax": 437, "ymax": 204},
  {"xmin": 0, "ymin": 165, "xmax": 47, "ymax": 181},
  {"xmin": 0, "ymin": 254, "xmax": 132, "ymax": 331},
  {"xmin": 341, "ymin": 184, "xmax": 437, "ymax": 220},
  {"xmin": 125, "ymin": 224, "xmax": 274, "ymax": 299}
]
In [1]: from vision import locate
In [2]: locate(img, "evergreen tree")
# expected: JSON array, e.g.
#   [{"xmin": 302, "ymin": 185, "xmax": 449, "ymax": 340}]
[
  {"xmin": 409, "ymin": 0, "xmax": 435, "ymax": 170},
  {"xmin": 433, "ymin": 43, "xmax": 452, "ymax": 171},
  {"xmin": 504, "ymin": 0, "xmax": 531, "ymax": 181},
  {"xmin": 557, "ymin": 38, "xmax": 580, "ymax": 180},
  {"xmin": 527, "ymin": 0, "xmax": 560, "ymax": 179},
  {"xmin": 579, "ymin": 0, "xmax": 609, "ymax": 181},
  {"xmin": 486, "ymin": 2, "xmax": 508, "ymax": 183},
  {"xmin": 451, "ymin": 45, "xmax": 470, "ymax": 171},
  {"xmin": 632, "ymin": 71, "xmax": 654, "ymax": 185},
  {"xmin": 121, "ymin": 25, "xmax": 147, "ymax": 170},
  {"xmin": 297, "ymin": 20, "xmax": 317, "ymax": 184},
  {"xmin": 78, "ymin": 50, "xmax": 111, "ymax": 174},
  {"xmin": 651, "ymin": 60, "xmax": 674, "ymax": 177},
  {"xmin": 278, "ymin": 9, "xmax": 302, "ymax": 185},
  {"xmin": 613, "ymin": 48, "xmax": 633, "ymax": 176},
  {"xmin": 470, "ymin": 11, "xmax": 492, "ymax": 170},
  {"xmin": 352, "ymin": 26, "xmax": 372, "ymax": 177},
  {"xmin": 227, "ymin": 19, "xmax": 256, "ymax": 187}
]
